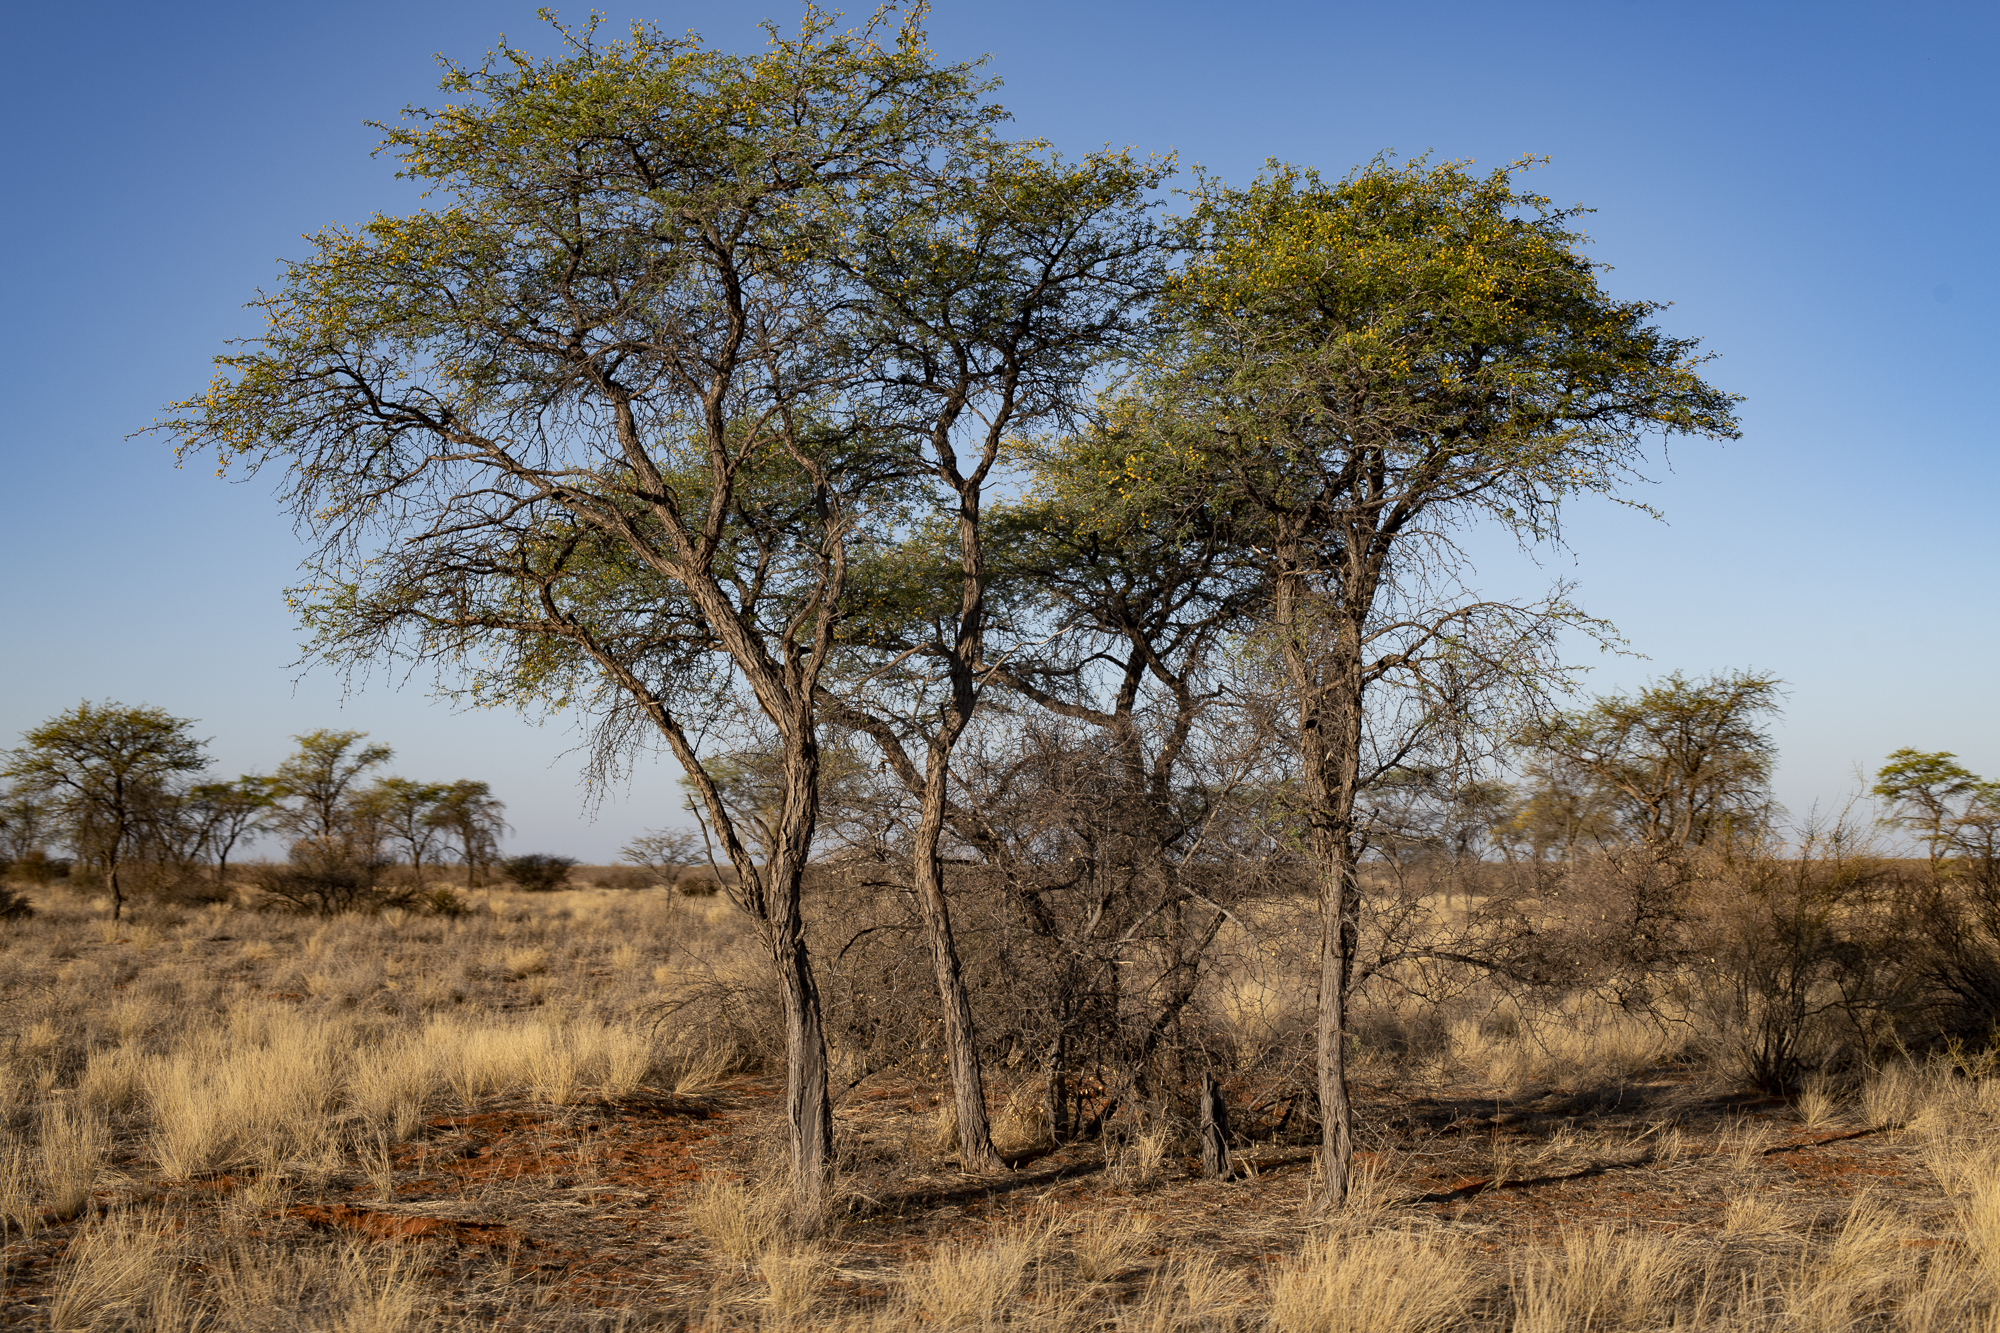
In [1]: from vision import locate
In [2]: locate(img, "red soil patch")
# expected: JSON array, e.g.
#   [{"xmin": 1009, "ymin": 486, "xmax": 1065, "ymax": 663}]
[{"xmin": 291, "ymin": 1203, "xmax": 531, "ymax": 1248}]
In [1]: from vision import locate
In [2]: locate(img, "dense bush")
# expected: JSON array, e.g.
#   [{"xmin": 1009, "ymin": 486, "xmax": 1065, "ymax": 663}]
[
  {"xmin": 0, "ymin": 882, "xmax": 33, "ymax": 919},
  {"xmin": 11, "ymin": 851, "xmax": 70, "ymax": 883},
  {"xmin": 502, "ymin": 854, "xmax": 576, "ymax": 892}
]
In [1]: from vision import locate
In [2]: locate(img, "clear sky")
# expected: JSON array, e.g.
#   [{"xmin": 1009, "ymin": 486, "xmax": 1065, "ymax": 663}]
[{"xmin": 2, "ymin": 1, "xmax": 1993, "ymax": 859}]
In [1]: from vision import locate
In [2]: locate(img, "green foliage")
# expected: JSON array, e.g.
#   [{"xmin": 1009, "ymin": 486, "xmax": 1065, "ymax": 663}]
[
  {"xmin": 427, "ymin": 780, "xmax": 509, "ymax": 886},
  {"xmin": 1874, "ymin": 749, "xmax": 2000, "ymax": 866},
  {"xmin": 1047, "ymin": 156, "xmax": 1739, "ymax": 544},
  {"xmin": 360, "ymin": 776, "xmax": 451, "ymax": 882},
  {"xmin": 1513, "ymin": 671, "xmax": 1784, "ymax": 852},
  {"xmin": 271, "ymin": 729, "xmax": 393, "ymax": 847},
  {"xmin": 1, "ymin": 701, "xmax": 211, "ymax": 917}
]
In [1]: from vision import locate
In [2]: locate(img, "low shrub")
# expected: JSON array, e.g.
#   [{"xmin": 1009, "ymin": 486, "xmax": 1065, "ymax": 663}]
[
  {"xmin": 0, "ymin": 883, "xmax": 33, "ymax": 920},
  {"xmin": 12, "ymin": 851, "xmax": 70, "ymax": 884},
  {"xmin": 252, "ymin": 852, "xmax": 404, "ymax": 916},
  {"xmin": 501, "ymin": 854, "xmax": 576, "ymax": 892}
]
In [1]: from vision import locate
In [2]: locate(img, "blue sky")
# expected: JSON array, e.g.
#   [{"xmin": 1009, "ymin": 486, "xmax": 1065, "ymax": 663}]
[{"xmin": 2, "ymin": 1, "xmax": 1993, "ymax": 858}]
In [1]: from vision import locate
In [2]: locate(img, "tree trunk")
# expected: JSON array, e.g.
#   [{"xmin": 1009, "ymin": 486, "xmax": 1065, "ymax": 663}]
[
  {"xmin": 1043, "ymin": 1027, "xmax": 1070, "ymax": 1143},
  {"xmin": 1199, "ymin": 1070, "xmax": 1232, "ymax": 1178},
  {"xmin": 1281, "ymin": 554, "xmax": 1369, "ymax": 1216},
  {"xmin": 1314, "ymin": 846, "xmax": 1355, "ymax": 1209},
  {"xmin": 913, "ymin": 749, "xmax": 1004, "ymax": 1173},
  {"xmin": 773, "ymin": 920, "xmax": 834, "ymax": 1225}
]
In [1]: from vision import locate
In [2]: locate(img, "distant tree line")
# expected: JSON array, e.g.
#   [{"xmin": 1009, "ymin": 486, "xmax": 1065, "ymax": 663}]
[{"xmin": 0, "ymin": 706, "xmax": 508, "ymax": 917}]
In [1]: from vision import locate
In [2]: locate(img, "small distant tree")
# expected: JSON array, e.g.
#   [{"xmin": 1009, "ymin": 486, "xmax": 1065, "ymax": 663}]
[
  {"xmin": 0, "ymin": 785, "xmax": 53, "ymax": 862},
  {"xmin": 1, "ymin": 702, "xmax": 210, "ymax": 920},
  {"xmin": 272, "ymin": 730, "xmax": 392, "ymax": 850},
  {"xmin": 362, "ymin": 777, "xmax": 449, "ymax": 885},
  {"xmin": 184, "ymin": 776, "xmax": 279, "ymax": 890},
  {"xmin": 427, "ymin": 780, "xmax": 509, "ymax": 886},
  {"xmin": 1874, "ymin": 749, "xmax": 2000, "ymax": 869},
  {"xmin": 1514, "ymin": 671, "xmax": 1784, "ymax": 851},
  {"xmin": 620, "ymin": 827, "xmax": 707, "ymax": 892}
]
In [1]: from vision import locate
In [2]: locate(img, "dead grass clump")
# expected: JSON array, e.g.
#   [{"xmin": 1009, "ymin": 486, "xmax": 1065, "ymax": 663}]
[
  {"xmin": 667, "ymin": 1034, "xmax": 736, "ymax": 1099},
  {"xmin": 145, "ymin": 1012, "xmax": 344, "ymax": 1178},
  {"xmin": 1267, "ymin": 1231, "xmax": 1472, "ymax": 1333},
  {"xmin": 1722, "ymin": 1192, "xmax": 1794, "ymax": 1235},
  {"xmin": 433, "ymin": 1014, "xmax": 657, "ymax": 1106},
  {"xmin": 990, "ymin": 1080, "xmax": 1054, "ymax": 1155},
  {"xmin": 1778, "ymin": 1195, "xmax": 1914, "ymax": 1328},
  {"xmin": 1, "ymin": 1136, "xmax": 36, "ymax": 1237},
  {"xmin": 39, "ymin": 1101, "xmax": 109, "ymax": 1220},
  {"xmin": 759, "ymin": 1244, "xmax": 833, "ymax": 1327},
  {"xmin": 76, "ymin": 1043, "xmax": 147, "ymax": 1117},
  {"xmin": 686, "ymin": 1173, "xmax": 797, "ymax": 1268},
  {"xmin": 502, "ymin": 945, "xmax": 550, "ymax": 977},
  {"xmin": 1795, "ymin": 1076, "xmax": 1842, "ymax": 1130},
  {"xmin": 1068, "ymin": 1207, "xmax": 1152, "ymax": 1281},
  {"xmin": 1512, "ymin": 1227, "xmax": 1698, "ymax": 1333},
  {"xmin": 901, "ymin": 1228, "xmax": 1041, "ymax": 1328},
  {"xmin": 48, "ymin": 1210, "xmax": 193, "ymax": 1332},
  {"xmin": 1455, "ymin": 998, "xmax": 1686, "ymax": 1094},
  {"xmin": 205, "ymin": 1238, "xmax": 426, "ymax": 1333},
  {"xmin": 1106, "ymin": 1123, "xmax": 1172, "ymax": 1189}
]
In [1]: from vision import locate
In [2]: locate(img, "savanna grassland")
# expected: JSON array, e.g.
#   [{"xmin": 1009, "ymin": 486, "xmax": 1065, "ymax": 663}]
[{"xmin": 6, "ymin": 861, "xmax": 2000, "ymax": 1333}]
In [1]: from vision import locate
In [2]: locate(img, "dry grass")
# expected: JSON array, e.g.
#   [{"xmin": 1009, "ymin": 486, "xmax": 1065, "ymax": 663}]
[
  {"xmin": 901, "ymin": 1227, "xmax": 1041, "ymax": 1329},
  {"xmin": 687, "ymin": 1172, "xmax": 797, "ymax": 1269},
  {"xmin": 1066, "ymin": 1207, "xmax": 1151, "ymax": 1281},
  {"xmin": 1268, "ymin": 1231, "xmax": 1473, "ymax": 1333},
  {"xmin": 8, "ymin": 875, "xmax": 2000, "ymax": 1329}
]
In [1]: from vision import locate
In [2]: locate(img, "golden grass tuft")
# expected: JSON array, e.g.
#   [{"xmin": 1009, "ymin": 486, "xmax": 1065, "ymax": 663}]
[
  {"xmin": 686, "ymin": 1173, "xmax": 797, "ymax": 1268},
  {"xmin": 1067, "ymin": 1207, "xmax": 1152, "ymax": 1281},
  {"xmin": 901, "ymin": 1229, "xmax": 1041, "ymax": 1329},
  {"xmin": 1512, "ymin": 1226, "xmax": 1697, "ymax": 1333},
  {"xmin": 1268, "ymin": 1231, "xmax": 1473, "ymax": 1333}
]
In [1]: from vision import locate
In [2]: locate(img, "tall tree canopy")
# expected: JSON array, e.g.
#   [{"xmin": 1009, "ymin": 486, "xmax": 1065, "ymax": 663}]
[
  {"xmin": 158, "ymin": 5, "xmax": 1161, "ymax": 1211},
  {"xmin": 1050, "ymin": 157, "xmax": 1742, "ymax": 1207}
]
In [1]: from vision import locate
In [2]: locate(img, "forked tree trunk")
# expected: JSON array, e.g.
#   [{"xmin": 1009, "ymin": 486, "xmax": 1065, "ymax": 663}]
[
  {"xmin": 1281, "ymin": 554, "xmax": 1369, "ymax": 1215},
  {"xmin": 764, "ymin": 733, "xmax": 838, "ymax": 1225}
]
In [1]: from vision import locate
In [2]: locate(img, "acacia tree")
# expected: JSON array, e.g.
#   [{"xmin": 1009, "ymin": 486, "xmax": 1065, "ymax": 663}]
[
  {"xmin": 1, "ymin": 702, "xmax": 209, "ymax": 920},
  {"xmin": 823, "ymin": 150, "xmax": 1169, "ymax": 1171},
  {"xmin": 185, "ymin": 776, "xmax": 279, "ymax": 890},
  {"xmin": 1874, "ymin": 749, "xmax": 2000, "ymax": 868},
  {"xmin": 1085, "ymin": 158, "xmax": 1740, "ymax": 1208},
  {"xmin": 272, "ymin": 729, "xmax": 393, "ymax": 852},
  {"xmin": 161, "ymin": 9, "xmax": 1009, "ymax": 1221},
  {"xmin": 0, "ymin": 786, "xmax": 53, "ymax": 862},
  {"xmin": 427, "ymin": 780, "xmax": 509, "ymax": 886},
  {"xmin": 1513, "ymin": 670, "xmax": 1783, "ymax": 851},
  {"xmin": 364, "ymin": 777, "xmax": 450, "ymax": 884}
]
